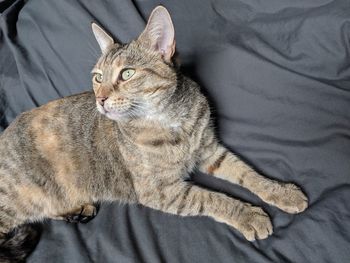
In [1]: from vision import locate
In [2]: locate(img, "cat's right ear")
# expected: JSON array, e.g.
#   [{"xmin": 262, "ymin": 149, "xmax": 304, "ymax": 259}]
[
  {"xmin": 137, "ymin": 6, "xmax": 175, "ymax": 62},
  {"xmin": 91, "ymin": 23, "xmax": 114, "ymax": 54}
]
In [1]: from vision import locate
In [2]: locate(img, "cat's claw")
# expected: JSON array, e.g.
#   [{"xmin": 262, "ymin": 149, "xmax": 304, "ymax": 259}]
[{"xmin": 65, "ymin": 204, "xmax": 99, "ymax": 224}]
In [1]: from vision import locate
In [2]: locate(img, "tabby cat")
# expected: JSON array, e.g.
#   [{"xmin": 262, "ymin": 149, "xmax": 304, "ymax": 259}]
[{"xmin": 0, "ymin": 6, "xmax": 308, "ymax": 262}]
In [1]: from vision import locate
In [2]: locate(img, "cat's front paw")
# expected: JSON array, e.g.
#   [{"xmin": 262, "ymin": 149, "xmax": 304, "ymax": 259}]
[
  {"xmin": 236, "ymin": 206, "xmax": 273, "ymax": 241},
  {"xmin": 264, "ymin": 183, "xmax": 308, "ymax": 214}
]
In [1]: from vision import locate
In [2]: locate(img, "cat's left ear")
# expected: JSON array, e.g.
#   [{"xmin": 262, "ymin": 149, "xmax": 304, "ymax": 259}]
[
  {"xmin": 91, "ymin": 23, "xmax": 114, "ymax": 54},
  {"xmin": 138, "ymin": 6, "xmax": 176, "ymax": 62}
]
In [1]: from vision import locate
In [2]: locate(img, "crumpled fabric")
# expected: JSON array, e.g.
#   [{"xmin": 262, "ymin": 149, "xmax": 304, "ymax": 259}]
[{"xmin": 1, "ymin": 0, "xmax": 349, "ymax": 262}]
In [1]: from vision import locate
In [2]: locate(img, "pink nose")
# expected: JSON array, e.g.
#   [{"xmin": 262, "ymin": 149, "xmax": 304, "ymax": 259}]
[{"xmin": 97, "ymin": 96, "xmax": 108, "ymax": 106}]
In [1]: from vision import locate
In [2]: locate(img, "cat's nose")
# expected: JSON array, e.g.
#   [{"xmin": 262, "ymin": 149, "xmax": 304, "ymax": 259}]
[{"xmin": 97, "ymin": 96, "xmax": 108, "ymax": 106}]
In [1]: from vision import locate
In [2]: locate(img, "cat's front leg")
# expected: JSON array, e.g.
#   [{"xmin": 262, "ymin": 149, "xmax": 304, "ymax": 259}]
[
  {"xmin": 198, "ymin": 140, "xmax": 308, "ymax": 214},
  {"xmin": 135, "ymin": 177, "xmax": 272, "ymax": 241}
]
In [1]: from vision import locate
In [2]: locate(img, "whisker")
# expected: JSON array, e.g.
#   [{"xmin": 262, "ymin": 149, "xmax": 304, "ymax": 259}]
[
  {"xmin": 129, "ymin": 102, "xmax": 145, "ymax": 110},
  {"xmin": 130, "ymin": 105, "xmax": 144, "ymax": 111},
  {"xmin": 126, "ymin": 106, "xmax": 143, "ymax": 119}
]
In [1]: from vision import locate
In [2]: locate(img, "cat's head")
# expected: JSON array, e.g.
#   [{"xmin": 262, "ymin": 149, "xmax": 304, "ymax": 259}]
[{"xmin": 91, "ymin": 6, "xmax": 177, "ymax": 121}]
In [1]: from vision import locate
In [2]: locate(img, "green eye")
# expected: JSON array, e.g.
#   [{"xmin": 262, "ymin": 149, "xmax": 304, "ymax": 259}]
[
  {"xmin": 94, "ymin": 73, "xmax": 103, "ymax": 83},
  {"xmin": 121, "ymin": 69, "xmax": 135, "ymax": 81}
]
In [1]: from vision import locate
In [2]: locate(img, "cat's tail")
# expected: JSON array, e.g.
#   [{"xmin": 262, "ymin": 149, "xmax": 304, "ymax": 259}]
[{"xmin": 0, "ymin": 224, "xmax": 42, "ymax": 263}]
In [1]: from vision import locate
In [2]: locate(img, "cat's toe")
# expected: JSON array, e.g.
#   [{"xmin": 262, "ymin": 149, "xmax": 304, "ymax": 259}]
[
  {"xmin": 65, "ymin": 204, "xmax": 99, "ymax": 224},
  {"xmin": 269, "ymin": 184, "xmax": 308, "ymax": 214},
  {"xmin": 280, "ymin": 184, "xmax": 308, "ymax": 214},
  {"xmin": 65, "ymin": 214, "xmax": 81, "ymax": 223},
  {"xmin": 78, "ymin": 204, "xmax": 99, "ymax": 224},
  {"xmin": 238, "ymin": 206, "xmax": 273, "ymax": 241}
]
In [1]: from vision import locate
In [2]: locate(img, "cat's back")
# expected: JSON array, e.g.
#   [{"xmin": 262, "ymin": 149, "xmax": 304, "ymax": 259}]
[
  {"xmin": 1, "ymin": 91, "xmax": 96, "ymax": 140},
  {"xmin": 0, "ymin": 91, "xmax": 100, "ymax": 171}
]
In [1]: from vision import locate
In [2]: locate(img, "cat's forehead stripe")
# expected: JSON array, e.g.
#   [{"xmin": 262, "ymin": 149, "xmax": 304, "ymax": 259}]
[{"xmin": 104, "ymin": 46, "xmax": 124, "ymax": 65}]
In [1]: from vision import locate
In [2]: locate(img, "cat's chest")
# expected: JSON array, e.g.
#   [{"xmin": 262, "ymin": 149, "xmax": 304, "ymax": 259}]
[{"xmin": 120, "ymin": 133, "xmax": 198, "ymax": 176}]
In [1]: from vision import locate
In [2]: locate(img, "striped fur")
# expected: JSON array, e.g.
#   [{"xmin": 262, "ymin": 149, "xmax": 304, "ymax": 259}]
[{"xmin": 0, "ymin": 6, "xmax": 308, "ymax": 261}]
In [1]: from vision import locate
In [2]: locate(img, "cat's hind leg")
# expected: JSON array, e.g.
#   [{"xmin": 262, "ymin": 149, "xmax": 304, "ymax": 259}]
[
  {"xmin": 0, "ymin": 191, "xmax": 41, "ymax": 262},
  {"xmin": 55, "ymin": 203, "xmax": 99, "ymax": 224}
]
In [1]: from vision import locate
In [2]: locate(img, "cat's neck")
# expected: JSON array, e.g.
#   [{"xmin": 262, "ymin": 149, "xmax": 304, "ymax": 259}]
[{"xmin": 106, "ymin": 75, "xmax": 204, "ymax": 144}]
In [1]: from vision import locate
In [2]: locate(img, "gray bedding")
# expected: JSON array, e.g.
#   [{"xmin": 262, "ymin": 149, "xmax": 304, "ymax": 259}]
[{"xmin": 1, "ymin": 0, "xmax": 350, "ymax": 262}]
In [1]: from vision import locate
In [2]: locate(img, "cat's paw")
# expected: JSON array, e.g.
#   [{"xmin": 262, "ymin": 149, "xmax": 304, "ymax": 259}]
[
  {"xmin": 236, "ymin": 206, "xmax": 273, "ymax": 241},
  {"xmin": 65, "ymin": 204, "xmax": 99, "ymax": 224},
  {"xmin": 264, "ymin": 183, "xmax": 308, "ymax": 214}
]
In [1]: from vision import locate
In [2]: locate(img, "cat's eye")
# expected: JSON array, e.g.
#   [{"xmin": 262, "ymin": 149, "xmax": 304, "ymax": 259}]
[
  {"xmin": 93, "ymin": 73, "xmax": 103, "ymax": 83},
  {"xmin": 120, "ymin": 69, "xmax": 135, "ymax": 81}
]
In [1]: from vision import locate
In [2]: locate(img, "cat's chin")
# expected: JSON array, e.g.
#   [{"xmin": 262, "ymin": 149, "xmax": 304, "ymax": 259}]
[
  {"xmin": 96, "ymin": 104, "xmax": 130, "ymax": 121},
  {"xmin": 104, "ymin": 111, "xmax": 130, "ymax": 121},
  {"xmin": 97, "ymin": 108, "xmax": 133, "ymax": 121}
]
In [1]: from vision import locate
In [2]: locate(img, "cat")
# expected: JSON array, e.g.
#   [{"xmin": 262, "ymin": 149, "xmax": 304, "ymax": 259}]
[{"xmin": 0, "ymin": 6, "xmax": 308, "ymax": 262}]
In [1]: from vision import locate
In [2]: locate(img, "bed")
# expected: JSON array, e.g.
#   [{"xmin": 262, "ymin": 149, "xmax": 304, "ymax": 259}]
[{"xmin": 1, "ymin": 0, "xmax": 350, "ymax": 262}]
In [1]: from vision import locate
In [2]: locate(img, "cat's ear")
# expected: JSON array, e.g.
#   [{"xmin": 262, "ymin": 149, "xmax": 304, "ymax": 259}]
[
  {"xmin": 91, "ymin": 23, "xmax": 114, "ymax": 54},
  {"xmin": 138, "ymin": 6, "xmax": 175, "ymax": 62}
]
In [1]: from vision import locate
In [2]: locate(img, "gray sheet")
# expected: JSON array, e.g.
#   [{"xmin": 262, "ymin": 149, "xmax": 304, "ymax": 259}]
[{"xmin": 1, "ymin": 0, "xmax": 350, "ymax": 262}]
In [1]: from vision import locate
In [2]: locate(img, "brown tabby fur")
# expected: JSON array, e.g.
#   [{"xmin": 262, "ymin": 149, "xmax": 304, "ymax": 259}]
[{"xmin": 0, "ymin": 6, "xmax": 307, "ymax": 261}]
